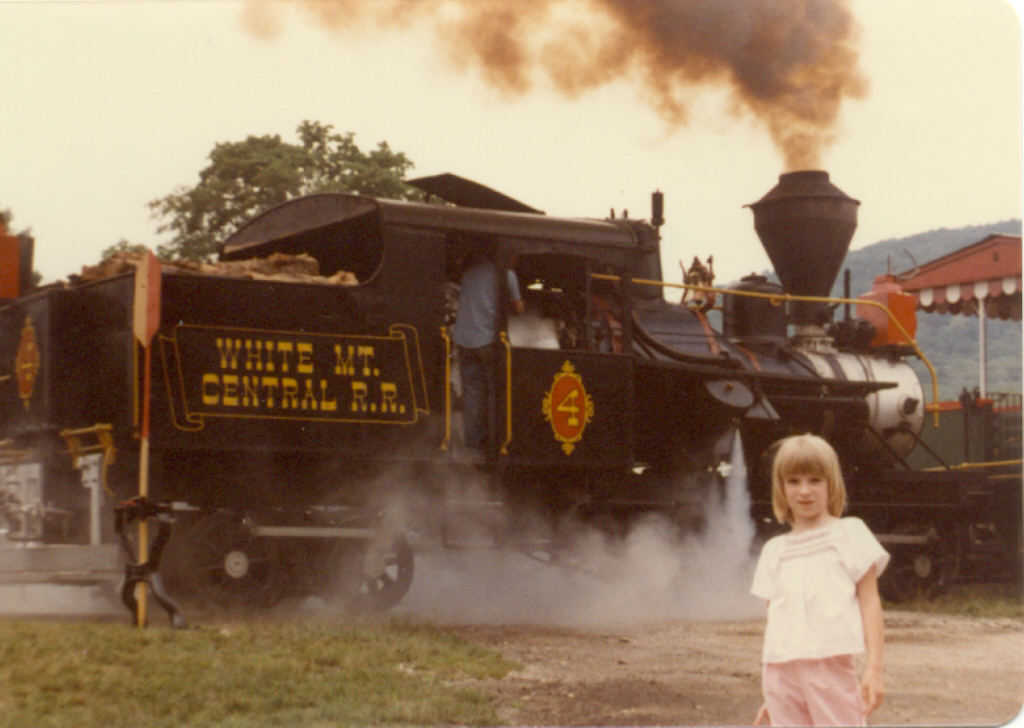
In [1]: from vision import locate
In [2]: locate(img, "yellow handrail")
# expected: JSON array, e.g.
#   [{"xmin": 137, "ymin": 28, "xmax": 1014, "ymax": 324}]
[
  {"xmin": 500, "ymin": 331, "xmax": 513, "ymax": 455},
  {"xmin": 923, "ymin": 458, "xmax": 1023, "ymax": 472},
  {"xmin": 591, "ymin": 273, "xmax": 941, "ymax": 425},
  {"xmin": 60, "ymin": 423, "xmax": 117, "ymax": 495},
  {"xmin": 440, "ymin": 326, "xmax": 451, "ymax": 452}
]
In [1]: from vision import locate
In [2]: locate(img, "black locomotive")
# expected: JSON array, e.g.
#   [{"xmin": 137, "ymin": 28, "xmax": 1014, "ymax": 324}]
[{"xmin": 0, "ymin": 171, "xmax": 1017, "ymax": 617}]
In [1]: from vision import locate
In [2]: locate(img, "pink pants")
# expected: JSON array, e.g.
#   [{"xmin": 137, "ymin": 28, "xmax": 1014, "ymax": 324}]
[{"xmin": 763, "ymin": 654, "xmax": 865, "ymax": 726}]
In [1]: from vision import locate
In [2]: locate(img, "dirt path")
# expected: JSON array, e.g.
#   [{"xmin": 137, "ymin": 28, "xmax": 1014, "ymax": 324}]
[{"xmin": 452, "ymin": 612, "xmax": 1023, "ymax": 726}]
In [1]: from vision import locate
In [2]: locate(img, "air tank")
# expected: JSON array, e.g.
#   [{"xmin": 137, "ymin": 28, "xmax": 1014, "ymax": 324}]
[{"xmin": 723, "ymin": 274, "xmax": 787, "ymax": 345}]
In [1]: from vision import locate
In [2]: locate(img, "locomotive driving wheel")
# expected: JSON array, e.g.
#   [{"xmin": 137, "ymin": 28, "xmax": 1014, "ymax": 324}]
[
  {"xmin": 879, "ymin": 522, "xmax": 954, "ymax": 603},
  {"xmin": 186, "ymin": 512, "xmax": 286, "ymax": 608},
  {"xmin": 330, "ymin": 530, "xmax": 414, "ymax": 612}
]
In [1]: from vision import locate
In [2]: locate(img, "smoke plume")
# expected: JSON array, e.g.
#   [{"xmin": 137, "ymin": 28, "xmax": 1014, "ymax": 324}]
[{"xmin": 242, "ymin": 0, "xmax": 867, "ymax": 170}]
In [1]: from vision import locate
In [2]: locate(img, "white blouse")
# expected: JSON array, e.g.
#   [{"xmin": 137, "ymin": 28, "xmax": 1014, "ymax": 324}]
[{"xmin": 751, "ymin": 517, "xmax": 889, "ymax": 664}]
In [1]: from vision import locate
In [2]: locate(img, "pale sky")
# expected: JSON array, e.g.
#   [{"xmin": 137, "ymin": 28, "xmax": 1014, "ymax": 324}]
[{"xmin": 1, "ymin": 0, "xmax": 1021, "ymax": 288}]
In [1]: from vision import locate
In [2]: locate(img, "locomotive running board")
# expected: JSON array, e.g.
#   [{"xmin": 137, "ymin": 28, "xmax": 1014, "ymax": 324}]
[{"xmin": 877, "ymin": 532, "xmax": 934, "ymax": 547}]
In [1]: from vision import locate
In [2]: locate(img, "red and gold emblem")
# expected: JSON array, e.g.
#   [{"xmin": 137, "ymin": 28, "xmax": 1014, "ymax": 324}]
[
  {"xmin": 15, "ymin": 315, "xmax": 39, "ymax": 411},
  {"xmin": 541, "ymin": 360, "xmax": 594, "ymax": 455}
]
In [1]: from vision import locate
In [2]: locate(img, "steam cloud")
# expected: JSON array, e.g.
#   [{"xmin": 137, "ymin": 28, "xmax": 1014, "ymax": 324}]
[
  {"xmin": 388, "ymin": 432, "xmax": 762, "ymax": 626},
  {"xmin": 242, "ymin": 0, "xmax": 867, "ymax": 170}
]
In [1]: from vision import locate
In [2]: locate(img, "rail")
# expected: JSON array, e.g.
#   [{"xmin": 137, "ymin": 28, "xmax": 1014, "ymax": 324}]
[
  {"xmin": 590, "ymin": 273, "xmax": 941, "ymax": 425},
  {"xmin": 439, "ymin": 326, "xmax": 515, "ymax": 457},
  {"xmin": 923, "ymin": 458, "xmax": 1024, "ymax": 473},
  {"xmin": 60, "ymin": 424, "xmax": 116, "ymax": 495},
  {"xmin": 991, "ymin": 392, "xmax": 1023, "ymax": 412}
]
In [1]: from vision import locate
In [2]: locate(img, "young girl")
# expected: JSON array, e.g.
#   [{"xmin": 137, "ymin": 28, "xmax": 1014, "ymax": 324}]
[{"xmin": 751, "ymin": 434, "xmax": 888, "ymax": 726}]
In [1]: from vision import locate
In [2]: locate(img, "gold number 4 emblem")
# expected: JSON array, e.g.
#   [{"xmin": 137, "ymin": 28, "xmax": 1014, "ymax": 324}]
[{"xmin": 541, "ymin": 360, "xmax": 594, "ymax": 455}]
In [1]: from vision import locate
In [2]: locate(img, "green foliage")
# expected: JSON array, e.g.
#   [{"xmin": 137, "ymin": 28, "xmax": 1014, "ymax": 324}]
[
  {"xmin": 0, "ymin": 206, "xmax": 30, "ymax": 236},
  {"xmin": 906, "ymin": 314, "xmax": 1022, "ymax": 399},
  {"xmin": 887, "ymin": 583, "xmax": 1023, "ymax": 619},
  {"xmin": 0, "ymin": 617, "xmax": 516, "ymax": 727},
  {"xmin": 101, "ymin": 238, "xmax": 152, "ymax": 260},
  {"xmin": 150, "ymin": 121, "xmax": 424, "ymax": 262}
]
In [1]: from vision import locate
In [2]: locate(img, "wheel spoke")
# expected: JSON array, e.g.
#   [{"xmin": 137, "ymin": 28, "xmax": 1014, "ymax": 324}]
[
  {"xmin": 183, "ymin": 514, "xmax": 285, "ymax": 608},
  {"xmin": 328, "ymin": 533, "xmax": 414, "ymax": 612}
]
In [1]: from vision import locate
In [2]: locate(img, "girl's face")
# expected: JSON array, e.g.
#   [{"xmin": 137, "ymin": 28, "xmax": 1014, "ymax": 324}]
[{"xmin": 783, "ymin": 471, "xmax": 832, "ymax": 530}]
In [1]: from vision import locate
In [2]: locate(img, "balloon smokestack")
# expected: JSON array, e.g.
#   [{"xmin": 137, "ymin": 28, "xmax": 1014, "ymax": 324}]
[{"xmin": 747, "ymin": 170, "xmax": 859, "ymax": 329}]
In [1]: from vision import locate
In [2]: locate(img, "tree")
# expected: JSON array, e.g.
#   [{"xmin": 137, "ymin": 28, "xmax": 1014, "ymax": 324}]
[
  {"xmin": 101, "ymin": 238, "xmax": 151, "ymax": 260},
  {"xmin": 150, "ymin": 121, "xmax": 423, "ymax": 261},
  {"xmin": 0, "ymin": 207, "xmax": 28, "ymax": 235}
]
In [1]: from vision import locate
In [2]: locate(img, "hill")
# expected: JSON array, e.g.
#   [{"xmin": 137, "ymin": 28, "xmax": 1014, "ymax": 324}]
[{"xmin": 835, "ymin": 220, "xmax": 1022, "ymax": 400}]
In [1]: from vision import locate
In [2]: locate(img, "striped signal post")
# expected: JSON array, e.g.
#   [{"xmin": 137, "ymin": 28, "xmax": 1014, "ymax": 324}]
[{"xmin": 132, "ymin": 250, "xmax": 161, "ymax": 626}]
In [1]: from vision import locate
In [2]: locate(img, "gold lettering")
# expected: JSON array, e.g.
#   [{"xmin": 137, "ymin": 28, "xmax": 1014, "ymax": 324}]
[
  {"xmin": 263, "ymin": 341, "xmax": 275, "ymax": 372},
  {"xmin": 244, "ymin": 340, "xmax": 263, "ymax": 371},
  {"xmin": 300, "ymin": 378, "xmax": 319, "ymax": 411},
  {"xmin": 276, "ymin": 341, "xmax": 294, "ymax": 373},
  {"xmin": 281, "ymin": 377, "xmax": 299, "ymax": 409},
  {"xmin": 222, "ymin": 374, "xmax": 239, "ymax": 406},
  {"xmin": 357, "ymin": 345, "xmax": 375, "ymax": 376},
  {"xmin": 242, "ymin": 375, "xmax": 259, "ymax": 407},
  {"xmin": 215, "ymin": 338, "xmax": 243, "ymax": 370},
  {"xmin": 319, "ymin": 380, "xmax": 337, "ymax": 412},
  {"xmin": 261, "ymin": 377, "xmax": 279, "ymax": 407},
  {"xmin": 351, "ymin": 381, "xmax": 368, "ymax": 412},
  {"xmin": 380, "ymin": 382, "xmax": 398, "ymax": 412},
  {"xmin": 202, "ymin": 373, "xmax": 220, "ymax": 405},
  {"xmin": 334, "ymin": 344, "xmax": 355, "ymax": 376},
  {"xmin": 297, "ymin": 342, "xmax": 314, "ymax": 375},
  {"xmin": 199, "ymin": 333, "xmax": 409, "ymax": 419}
]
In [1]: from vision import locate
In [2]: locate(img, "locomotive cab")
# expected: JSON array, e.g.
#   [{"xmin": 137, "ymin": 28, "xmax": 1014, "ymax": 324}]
[{"xmin": 216, "ymin": 191, "xmax": 760, "ymax": 522}]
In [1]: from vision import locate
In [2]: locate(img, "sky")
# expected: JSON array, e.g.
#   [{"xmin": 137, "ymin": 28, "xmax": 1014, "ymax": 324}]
[{"xmin": 1, "ymin": 0, "xmax": 1021, "ymax": 288}]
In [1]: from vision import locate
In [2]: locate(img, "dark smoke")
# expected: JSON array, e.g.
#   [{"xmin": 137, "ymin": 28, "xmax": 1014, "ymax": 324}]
[{"xmin": 242, "ymin": 0, "xmax": 867, "ymax": 170}]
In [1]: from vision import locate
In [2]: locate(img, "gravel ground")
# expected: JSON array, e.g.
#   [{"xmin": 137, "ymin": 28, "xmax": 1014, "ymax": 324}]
[{"xmin": 451, "ymin": 611, "xmax": 1023, "ymax": 726}]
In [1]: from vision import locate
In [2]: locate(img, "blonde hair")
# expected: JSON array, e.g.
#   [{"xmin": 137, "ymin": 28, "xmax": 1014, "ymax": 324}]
[{"xmin": 770, "ymin": 433, "xmax": 847, "ymax": 525}]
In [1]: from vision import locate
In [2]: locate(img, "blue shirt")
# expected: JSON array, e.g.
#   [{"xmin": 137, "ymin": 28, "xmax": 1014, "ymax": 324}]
[{"xmin": 452, "ymin": 260, "xmax": 521, "ymax": 349}]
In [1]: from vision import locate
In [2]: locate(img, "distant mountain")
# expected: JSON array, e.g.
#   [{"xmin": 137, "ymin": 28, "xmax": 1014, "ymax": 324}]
[
  {"xmin": 834, "ymin": 220, "xmax": 1022, "ymax": 400},
  {"xmin": 830, "ymin": 220, "xmax": 1023, "ymax": 301}
]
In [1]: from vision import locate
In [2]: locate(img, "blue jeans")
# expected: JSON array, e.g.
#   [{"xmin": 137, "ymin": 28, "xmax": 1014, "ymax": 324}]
[{"xmin": 458, "ymin": 344, "xmax": 497, "ymax": 451}]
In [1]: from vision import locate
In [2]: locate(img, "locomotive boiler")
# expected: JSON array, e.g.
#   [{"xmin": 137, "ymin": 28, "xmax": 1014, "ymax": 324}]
[{"xmin": 0, "ymin": 170, "xmax": 1009, "ymax": 618}]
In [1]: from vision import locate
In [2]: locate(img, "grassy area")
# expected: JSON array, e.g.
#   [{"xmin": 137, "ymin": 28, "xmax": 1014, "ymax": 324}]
[
  {"xmin": 0, "ymin": 617, "xmax": 517, "ymax": 728},
  {"xmin": 887, "ymin": 583, "xmax": 1024, "ymax": 619}
]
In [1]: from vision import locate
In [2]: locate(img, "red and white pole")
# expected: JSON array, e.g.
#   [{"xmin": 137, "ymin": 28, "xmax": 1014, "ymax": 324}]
[{"xmin": 132, "ymin": 250, "xmax": 161, "ymax": 626}]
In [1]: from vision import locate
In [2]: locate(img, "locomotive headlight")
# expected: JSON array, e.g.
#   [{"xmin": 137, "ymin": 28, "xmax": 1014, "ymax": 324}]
[{"xmin": 704, "ymin": 379, "xmax": 754, "ymax": 410}]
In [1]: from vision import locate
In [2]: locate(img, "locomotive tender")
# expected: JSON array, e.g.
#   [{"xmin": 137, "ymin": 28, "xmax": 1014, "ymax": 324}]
[{"xmin": 0, "ymin": 170, "xmax": 1012, "ymax": 615}]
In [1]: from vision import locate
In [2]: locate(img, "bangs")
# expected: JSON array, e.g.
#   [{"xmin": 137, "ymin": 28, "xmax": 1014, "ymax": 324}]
[{"xmin": 775, "ymin": 447, "xmax": 831, "ymax": 479}]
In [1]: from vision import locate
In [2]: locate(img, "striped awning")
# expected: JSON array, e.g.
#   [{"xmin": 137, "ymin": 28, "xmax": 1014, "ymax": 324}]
[{"xmin": 897, "ymin": 234, "xmax": 1022, "ymax": 321}]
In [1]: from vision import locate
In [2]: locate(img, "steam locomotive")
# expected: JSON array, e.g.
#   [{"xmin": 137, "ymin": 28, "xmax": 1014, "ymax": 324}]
[{"xmin": 0, "ymin": 170, "xmax": 1016, "ymax": 618}]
